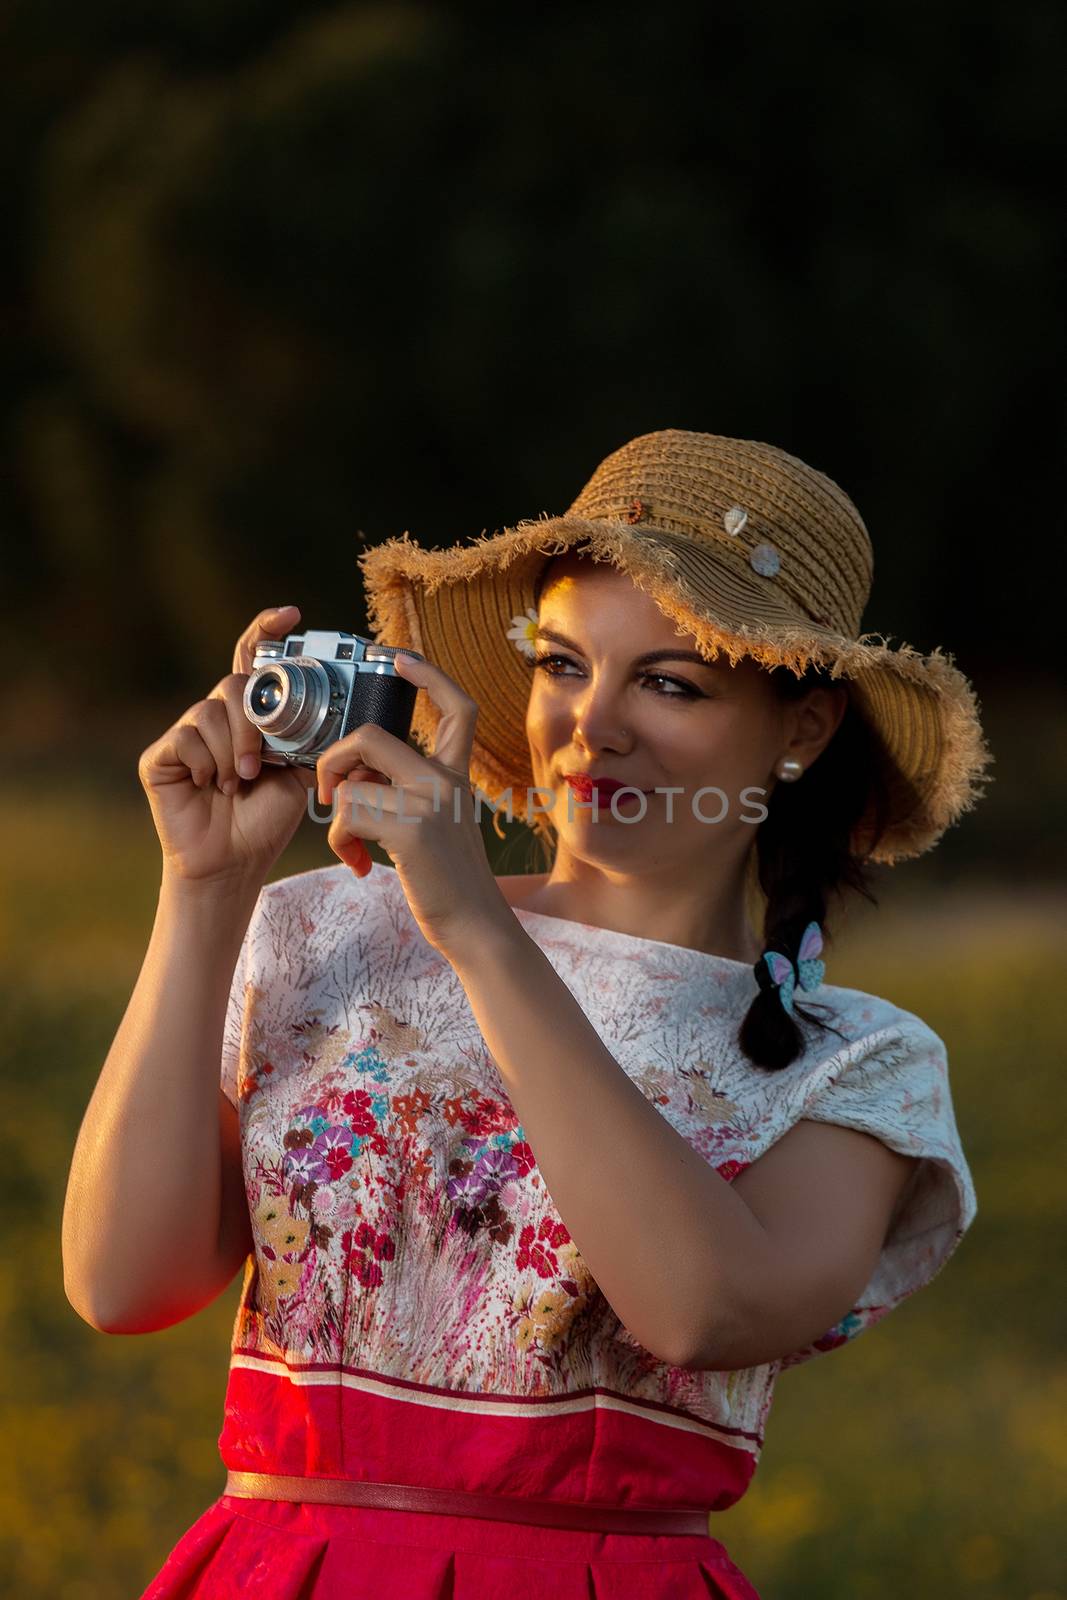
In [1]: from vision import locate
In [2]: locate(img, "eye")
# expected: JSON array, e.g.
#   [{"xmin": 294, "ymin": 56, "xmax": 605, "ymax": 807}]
[
  {"xmin": 529, "ymin": 653, "xmax": 702, "ymax": 700},
  {"xmin": 642, "ymin": 672, "xmax": 701, "ymax": 699}
]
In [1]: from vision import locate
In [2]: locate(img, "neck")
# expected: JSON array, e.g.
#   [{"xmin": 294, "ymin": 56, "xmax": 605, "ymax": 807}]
[{"xmin": 522, "ymin": 844, "xmax": 761, "ymax": 963}]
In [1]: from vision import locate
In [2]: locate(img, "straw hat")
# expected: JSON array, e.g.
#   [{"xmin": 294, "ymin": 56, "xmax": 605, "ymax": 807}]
[{"xmin": 358, "ymin": 429, "xmax": 993, "ymax": 865}]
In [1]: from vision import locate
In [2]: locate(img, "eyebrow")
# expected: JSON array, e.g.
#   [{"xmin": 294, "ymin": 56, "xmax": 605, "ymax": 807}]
[{"xmin": 533, "ymin": 626, "xmax": 718, "ymax": 670}]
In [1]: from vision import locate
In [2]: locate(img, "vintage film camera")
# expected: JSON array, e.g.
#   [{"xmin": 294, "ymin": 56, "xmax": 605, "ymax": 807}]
[{"xmin": 243, "ymin": 629, "xmax": 423, "ymax": 769}]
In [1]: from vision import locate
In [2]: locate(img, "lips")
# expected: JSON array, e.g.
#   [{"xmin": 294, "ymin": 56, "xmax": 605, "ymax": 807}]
[{"xmin": 563, "ymin": 775, "xmax": 649, "ymax": 799}]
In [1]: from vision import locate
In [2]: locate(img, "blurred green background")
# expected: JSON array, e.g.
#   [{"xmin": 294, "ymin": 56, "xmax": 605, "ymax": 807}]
[{"xmin": 2, "ymin": 2, "xmax": 1065, "ymax": 1596}]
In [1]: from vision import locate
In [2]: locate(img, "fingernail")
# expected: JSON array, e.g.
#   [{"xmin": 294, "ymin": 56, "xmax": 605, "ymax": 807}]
[
  {"xmin": 222, "ymin": 778, "xmax": 239, "ymax": 797},
  {"xmin": 238, "ymin": 755, "xmax": 259, "ymax": 779}
]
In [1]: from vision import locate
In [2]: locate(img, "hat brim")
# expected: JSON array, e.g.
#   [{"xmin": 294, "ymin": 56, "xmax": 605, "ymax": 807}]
[{"xmin": 359, "ymin": 514, "xmax": 993, "ymax": 866}]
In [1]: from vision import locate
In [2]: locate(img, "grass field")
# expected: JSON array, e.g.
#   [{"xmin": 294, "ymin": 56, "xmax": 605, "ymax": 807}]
[{"xmin": 2, "ymin": 783, "xmax": 1064, "ymax": 1599}]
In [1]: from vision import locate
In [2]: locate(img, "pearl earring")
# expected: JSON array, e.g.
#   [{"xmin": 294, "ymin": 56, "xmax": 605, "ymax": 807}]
[{"xmin": 775, "ymin": 757, "xmax": 805, "ymax": 782}]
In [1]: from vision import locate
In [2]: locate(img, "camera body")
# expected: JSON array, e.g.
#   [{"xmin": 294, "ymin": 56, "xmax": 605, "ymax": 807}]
[{"xmin": 243, "ymin": 630, "xmax": 422, "ymax": 770}]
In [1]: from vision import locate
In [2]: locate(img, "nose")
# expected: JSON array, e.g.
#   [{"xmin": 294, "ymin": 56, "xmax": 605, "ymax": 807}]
[{"xmin": 571, "ymin": 673, "xmax": 633, "ymax": 754}]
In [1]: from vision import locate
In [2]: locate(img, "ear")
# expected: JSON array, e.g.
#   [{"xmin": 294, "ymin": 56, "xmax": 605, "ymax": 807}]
[{"xmin": 790, "ymin": 682, "xmax": 848, "ymax": 765}]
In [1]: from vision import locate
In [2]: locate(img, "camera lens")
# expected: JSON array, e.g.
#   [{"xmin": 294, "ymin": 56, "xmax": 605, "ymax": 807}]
[
  {"xmin": 243, "ymin": 658, "xmax": 332, "ymax": 742},
  {"xmin": 249, "ymin": 673, "xmax": 284, "ymax": 715}
]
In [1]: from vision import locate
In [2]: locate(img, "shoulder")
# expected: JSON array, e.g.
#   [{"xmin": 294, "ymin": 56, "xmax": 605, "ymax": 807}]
[
  {"xmin": 494, "ymin": 873, "xmax": 549, "ymax": 911},
  {"xmin": 807, "ymin": 979, "xmax": 946, "ymax": 1063},
  {"xmin": 767, "ymin": 984, "xmax": 954, "ymax": 1137},
  {"xmin": 775, "ymin": 986, "xmax": 964, "ymax": 1190}
]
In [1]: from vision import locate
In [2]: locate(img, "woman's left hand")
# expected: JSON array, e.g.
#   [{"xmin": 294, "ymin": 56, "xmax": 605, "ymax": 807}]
[{"xmin": 315, "ymin": 652, "xmax": 508, "ymax": 958}]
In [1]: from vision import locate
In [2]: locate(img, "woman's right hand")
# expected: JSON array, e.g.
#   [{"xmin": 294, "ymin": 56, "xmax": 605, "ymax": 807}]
[{"xmin": 138, "ymin": 605, "xmax": 318, "ymax": 891}]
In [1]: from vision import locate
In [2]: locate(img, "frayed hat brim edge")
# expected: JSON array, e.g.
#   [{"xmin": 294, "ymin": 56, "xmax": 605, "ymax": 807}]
[{"xmin": 358, "ymin": 515, "xmax": 994, "ymax": 866}]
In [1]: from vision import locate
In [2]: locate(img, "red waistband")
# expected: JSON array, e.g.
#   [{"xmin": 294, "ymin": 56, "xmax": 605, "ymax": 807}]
[{"xmin": 223, "ymin": 1470, "xmax": 713, "ymax": 1537}]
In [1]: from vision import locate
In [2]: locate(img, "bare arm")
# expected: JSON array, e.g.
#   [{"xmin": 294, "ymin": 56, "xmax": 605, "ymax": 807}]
[
  {"xmin": 63, "ymin": 602, "xmax": 317, "ymax": 1334},
  {"xmin": 61, "ymin": 876, "xmax": 259, "ymax": 1334},
  {"xmin": 695, "ymin": 1119, "xmax": 917, "ymax": 1370},
  {"xmin": 449, "ymin": 918, "xmax": 775, "ymax": 1368},
  {"xmin": 450, "ymin": 918, "xmax": 915, "ymax": 1371}
]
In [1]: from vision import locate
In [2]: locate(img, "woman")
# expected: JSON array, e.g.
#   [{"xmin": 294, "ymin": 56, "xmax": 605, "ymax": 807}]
[{"xmin": 63, "ymin": 429, "xmax": 992, "ymax": 1598}]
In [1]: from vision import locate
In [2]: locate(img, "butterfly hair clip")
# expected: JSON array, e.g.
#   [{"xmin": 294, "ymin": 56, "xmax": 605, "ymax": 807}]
[{"xmin": 758, "ymin": 921, "xmax": 825, "ymax": 1016}]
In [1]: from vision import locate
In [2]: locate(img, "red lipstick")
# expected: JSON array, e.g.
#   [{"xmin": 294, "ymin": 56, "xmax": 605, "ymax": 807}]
[{"xmin": 563, "ymin": 774, "xmax": 650, "ymax": 801}]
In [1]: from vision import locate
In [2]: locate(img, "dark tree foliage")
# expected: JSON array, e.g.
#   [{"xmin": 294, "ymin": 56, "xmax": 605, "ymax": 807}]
[{"xmin": 2, "ymin": 2, "xmax": 1063, "ymax": 867}]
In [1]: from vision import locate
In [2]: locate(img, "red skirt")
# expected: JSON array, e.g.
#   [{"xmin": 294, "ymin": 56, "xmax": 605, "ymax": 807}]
[{"xmin": 138, "ymin": 1490, "xmax": 760, "ymax": 1598}]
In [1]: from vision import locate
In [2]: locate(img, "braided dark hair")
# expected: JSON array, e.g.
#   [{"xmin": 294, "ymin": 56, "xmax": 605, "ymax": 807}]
[{"xmin": 738, "ymin": 665, "xmax": 891, "ymax": 1071}]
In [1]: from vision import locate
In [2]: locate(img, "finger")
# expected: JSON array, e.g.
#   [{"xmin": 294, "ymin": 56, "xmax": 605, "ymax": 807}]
[
  {"xmin": 327, "ymin": 777, "xmax": 456, "ymax": 844},
  {"xmin": 326, "ymin": 777, "xmax": 406, "ymax": 822},
  {"xmin": 326, "ymin": 779, "xmax": 396, "ymax": 866},
  {"xmin": 210, "ymin": 675, "xmax": 266, "ymax": 783},
  {"xmin": 170, "ymin": 722, "xmax": 217, "ymax": 790},
  {"xmin": 334, "ymin": 777, "xmax": 471, "ymax": 843},
  {"xmin": 391, "ymin": 652, "xmax": 477, "ymax": 777},
  {"xmin": 322, "ymin": 761, "xmax": 390, "ymax": 793},
  {"xmin": 315, "ymin": 758, "xmax": 391, "ymax": 806},
  {"xmin": 315, "ymin": 723, "xmax": 431, "ymax": 803},
  {"xmin": 233, "ymin": 604, "xmax": 301, "ymax": 678},
  {"xmin": 319, "ymin": 758, "xmax": 462, "ymax": 823},
  {"xmin": 187, "ymin": 698, "xmax": 243, "ymax": 794},
  {"xmin": 140, "ymin": 724, "xmax": 213, "ymax": 791},
  {"xmin": 334, "ymin": 835, "xmax": 373, "ymax": 876}
]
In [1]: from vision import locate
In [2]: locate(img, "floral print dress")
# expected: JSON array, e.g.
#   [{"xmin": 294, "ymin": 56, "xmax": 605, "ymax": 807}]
[{"xmin": 139, "ymin": 862, "xmax": 977, "ymax": 1600}]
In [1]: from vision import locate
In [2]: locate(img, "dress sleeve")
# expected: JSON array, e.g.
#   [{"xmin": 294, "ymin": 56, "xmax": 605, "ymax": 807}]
[
  {"xmin": 774, "ymin": 1018, "xmax": 979, "ymax": 1372},
  {"xmin": 220, "ymin": 888, "xmax": 268, "ymax": 1109}
]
